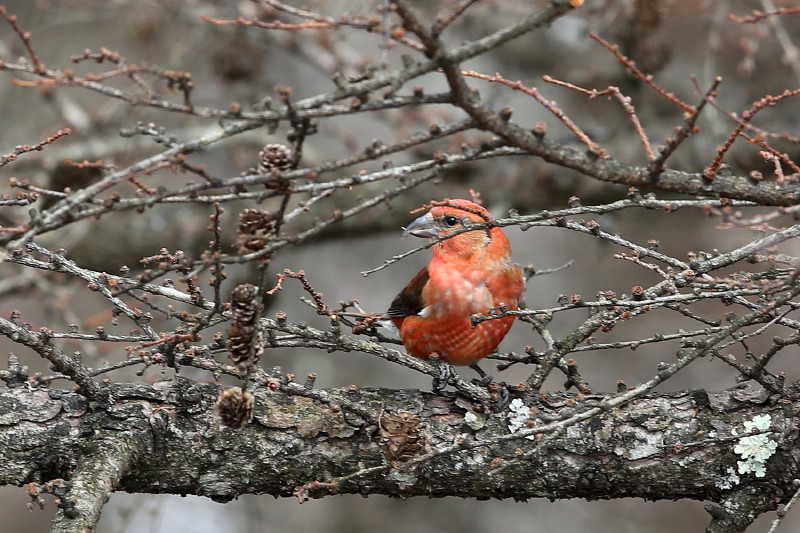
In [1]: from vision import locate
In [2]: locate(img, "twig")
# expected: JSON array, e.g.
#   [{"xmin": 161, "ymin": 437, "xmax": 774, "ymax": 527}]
[
  {"xmin": 202, "ymin": 16, "xmax": 338, "ymax": 31},
  {"xmin": 589, "ymin": 33, "xmax": 694, "ymax": 114},
  {"xmin": 768, "ymin": 480, "xmax": 800, "ymax": 533},
  {"xmin": 431, "ymin": 0, "xmax": 480, "ymax": 37},
  {"xmin": 362, "ymin": 196, "xmax": 758, "ymax": 276},
  {"xmin": 0, "ymin": 7, "xmax": 43, "ymax": 72},
  {"xmin": 0, "ymin": 315, "xmax": 103, "ymax": 399},
  {"xmin": 463, "ymin": 70, "xmax": 608, "ymax": 157},
  {"xmin": 0, "ymin": 128, "xmax": 72, "ymax": 168},
  {"xmin": 649, "ymin": 76, "xmax": 721, "ymax": 180},
  {"xmin": 542, "ymin": 76, "xmax": 653, "ymax": 160},
  {"xmin": 261, "ymin": 316, "xmax": 491, "ymax": 402},
  {"xmin": 729, "ymin": 6, "xmax": 800, "ymax": 24},
  {"xmin": 757, "ymin": 0, "xmax": 800, "ymax": 84},
  {"xmin": 746, "ymin": 136, "xmax": 800, "ymax": 177},
  {"xmin": 704, "ymin": 88, "xmax": 800, "ymax": 180}
]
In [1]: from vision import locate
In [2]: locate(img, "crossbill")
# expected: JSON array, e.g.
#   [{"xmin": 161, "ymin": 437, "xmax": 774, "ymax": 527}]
[{"xmin": 388, "ymin": 199, "xmax": 524, "ymax": 368}]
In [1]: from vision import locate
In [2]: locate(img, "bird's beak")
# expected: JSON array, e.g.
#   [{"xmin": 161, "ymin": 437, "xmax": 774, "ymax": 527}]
[{"xmin": 403, "ymin": 211, "xmax": 438, "ymax": 238}]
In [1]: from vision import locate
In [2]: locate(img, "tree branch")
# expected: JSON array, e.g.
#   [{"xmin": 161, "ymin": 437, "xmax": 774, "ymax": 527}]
[
  {"xmin": 0, "ymin": 382, "xmax": 796, "ymax": 515},
  {"xmin": 50, "ymin": 432, "xmax": 150, "ymax": 533}
]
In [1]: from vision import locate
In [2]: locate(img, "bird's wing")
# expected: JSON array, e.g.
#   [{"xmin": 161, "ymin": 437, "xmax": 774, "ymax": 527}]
[{"xmin": 387, "ymin": 266, "xmax": 429, "ymax": 318}]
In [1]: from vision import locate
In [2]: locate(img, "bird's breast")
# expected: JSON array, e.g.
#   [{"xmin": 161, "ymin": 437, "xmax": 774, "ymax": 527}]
[{"xmin": 421, "ymin": 268, "xmax": 497, "ymax": 315}]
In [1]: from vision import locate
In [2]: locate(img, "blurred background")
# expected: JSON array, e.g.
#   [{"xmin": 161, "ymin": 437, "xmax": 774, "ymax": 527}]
[{"xmin": 1, "ymin": 0, "xmax": 799, "ymax": 531}]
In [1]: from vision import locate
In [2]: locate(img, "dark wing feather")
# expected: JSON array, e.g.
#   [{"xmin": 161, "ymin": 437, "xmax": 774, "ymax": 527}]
[{"xmin": 387, "ymin": 267, "xmax": 429, "ymax": 318}]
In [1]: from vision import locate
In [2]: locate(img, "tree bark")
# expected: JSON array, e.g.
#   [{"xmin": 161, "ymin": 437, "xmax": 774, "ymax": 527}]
[{"xmin": 1, "ymin": 380, "xmax": 797, "ymax": 530}]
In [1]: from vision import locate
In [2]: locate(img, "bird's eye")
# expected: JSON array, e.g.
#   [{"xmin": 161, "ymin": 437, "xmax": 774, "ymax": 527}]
[{"xmin": 444, "ymin": 215, "xmax": 459, "ymax": 227}]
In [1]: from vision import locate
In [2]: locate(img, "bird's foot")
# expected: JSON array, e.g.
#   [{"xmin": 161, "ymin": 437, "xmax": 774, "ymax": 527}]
[
  {"xmin": 469, "ymin": 363, "xmax": 511, "ymax": 410},
  {"xmin": 432, "ymin": 360, "xmax": 456, "ymax": 394},
  {"xmin": 469, "ymin": 362, "xmax": 493, "ymax": 387},
  {"xmin": 486, "ymin": 381, "xmax": 512, "ymax": 410}
]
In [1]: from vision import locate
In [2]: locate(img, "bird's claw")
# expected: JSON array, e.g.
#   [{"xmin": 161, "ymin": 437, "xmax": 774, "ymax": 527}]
[
  {"xmin": 432, "ymin": 361, "xmax": 456, "ymax": 394},
  {"xmin": 471, "ymin": 374, "xmax": 494, "ymax": 388},
  {"xmin": 468, "ymin": 362, "xmax": 491, "ymax": 384},
  {"xmin": 467, "ymin": 363, "xmax": 513, "ymax": 410},
  {"xmin": 487, "ymin": 381, "xmax": 512, "ymax": 411}
]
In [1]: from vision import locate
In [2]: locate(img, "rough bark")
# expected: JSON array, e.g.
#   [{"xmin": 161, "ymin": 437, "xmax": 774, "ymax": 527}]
[{"xmin": 1, "ymin": 380, "xmax": 797, "ymax": 529}]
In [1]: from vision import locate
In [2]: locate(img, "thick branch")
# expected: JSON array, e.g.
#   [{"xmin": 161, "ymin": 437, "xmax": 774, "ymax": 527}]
[
  {"xmin": 462, "ymin": 100, "xmax": 800, "ymax": 206},
  {"xmin": 705, "ymin": 485, "xmax": 780, "ymax": 533},
  {"xmin": 50, "ymin": 432, "xmax": 150, "ymax": 533},
  {"xmin": 0, "ymin": 381, "xmax": 797, "ymax": 518}
]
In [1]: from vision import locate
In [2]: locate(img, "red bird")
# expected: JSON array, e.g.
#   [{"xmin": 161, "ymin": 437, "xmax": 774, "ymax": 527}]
[{"xmin": 388, "ymin": 199, "xmax": 524, "ymax": 374}]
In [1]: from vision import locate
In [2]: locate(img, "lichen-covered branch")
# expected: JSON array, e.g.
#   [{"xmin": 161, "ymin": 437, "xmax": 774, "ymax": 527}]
[
  {"xmin": 0, "ymin": 382, "xmax": 797, "ymax": 531},
  {"xmin": 1, "ymin": 1, "xmax": 800, "ymax": 529},
  {"xmin": 49, "ymin": 432, "xmax": 150, "ymax": 533}
]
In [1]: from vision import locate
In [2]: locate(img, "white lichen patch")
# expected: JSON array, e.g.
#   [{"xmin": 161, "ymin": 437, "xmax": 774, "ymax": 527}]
[
  {"xmin": 507, "ymin": 398, "xmax": 535, "ymax": 440},
  {"xmin": 626, "ymin": 429, "xmax": 664, "ymax": 460},
  {"xmin": 733, "ymin": 414, "xmax": 777, "ymax": 478},
  {"xmin": 745, "ymin": 414, "xmax": 772, "ymax": 432},
  {"xmin": 463, "ymin": 411, "xmax": 485, "ymax": 430},
  {"xmin": 716, "ymin": 467, "xmax": 741, "ymax": 490}
]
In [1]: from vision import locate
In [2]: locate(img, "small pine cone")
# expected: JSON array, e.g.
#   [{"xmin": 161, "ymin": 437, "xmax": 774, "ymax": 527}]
[
  {"xmin": 238, "ymin": 208, "xmax": 273, "ymax": 235},
  {"xmin": 237, "ymin": 236, "xmax": 268, "ymax": 255},
  {"xmin": 215, "ymin": 387, "xmax": 254, "ymax": 428},
  {"xmin": 258, "ymin": 143, "xmax": 293, "ymax": 173},
  {"xmin": 230, "ymin": 284, "xmax": 263, "ymax": 324},
  {"xmin": 227, "ymin": 321, "xmax": 260, "ymax": 369}
]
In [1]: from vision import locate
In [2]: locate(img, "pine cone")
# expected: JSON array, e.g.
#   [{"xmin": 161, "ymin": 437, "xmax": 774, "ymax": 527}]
[
  {"xmin": 227, "ymin": 321, "xmax": 260, "ymax": 370},
  {"xmin": 236, "ymin": 209, "xmax": 274, "ymax": 255},
  {"xmin": 237, "ymin": 236, "xmax": 268, "ymax": 255},
  {"xmin": 227, "ymin": 283, "xmax": 264, "ymax": 371},
  {"xmin": 230, "ymin": 284, "xmax": 263, "ymax": 324},
  {"xmin": 258, "ymin": 143, "xmax": 293, "ymax": 173},
  {"xmin": 215, "ymin": 387, "xmax": 254, "ymax": 428},
  {"xmin": 238, "ymin": 208, "xmax": 273, "ymax": 235}
]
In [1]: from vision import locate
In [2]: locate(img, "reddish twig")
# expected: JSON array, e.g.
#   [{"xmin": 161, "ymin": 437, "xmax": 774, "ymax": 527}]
[
  {"xmin": 432, "ymin": 0, "xmax": 480, "ymax": 37},
  {"xmin": 0, "ymin": 225, "xmax": 30, "ymax": 234},
  {"xmin": 746, "ymin": 136, "xmax": 800, "ymax": 176},
  {"xmin": 700, "ymin": 85, "xmax": 800, "ymax": 146},
  {"xmin": 293, "ymin": 481, "xmax": 340, "ymax": 503},
  {"xmin": 206, "ymin": 203, "xmax": 226, "ymax": 317},
  {"xmin": 0, "ymin": 128, "xmax": 71, "ymax": 168},
  {"xmin": 589, "ymin": 33, "xmax": 694, "ymax": 114},
  {"xmin": 64, "ymin": 159, "xmax": 107, "ymax": 170},
  {"xmin": 759, "ymin": 151, "xmax": 786, "ymax": 186},
  {"xmin": 462, "ymin": 69, "xmax": 608, "ymax": 158},
  {"xmin": 267, "ymin": 269, "xmax": 329, "ymax": 315},
  {"xmin": 255, "ymin": 0, "xmax": 426, "ymax": 53},
  {"xmin": 71, "ymin": 48, "xmax": 193, "ymax": 104},
  {"xmin": 648, "ymin": 76, "xmax": 721, "ymax": 179},
  {"xmin": 123, "ymin": 161, "xmax": 172, "ymax": 194},
  {"xmin": 543, "ymin": 75, "xmax": 654, "ymax": 160},
  {"xmin": 728, "ymin": 6, "xmax": 800, "ymax": 24},
  {"xmin": 202, "ymin": 16, "xmax": 337, "ymax": 31},
  {"xmin": 0, "ymin": 7, "xmax": 43, "ymax": 72},
  {"xmin": 138, "ymin": 333, "xmax": 197, "ymax": 348},
  {"xmin": 140, "ymin": 248, "xmax": 187, "ymax": 266},
  {"xmin": 704, "ymin": 88, "xmax": 800, "ymax": 180},
  {"xmin": 704, "ymin": 125, "xmax": 747, "ymax": 181}
]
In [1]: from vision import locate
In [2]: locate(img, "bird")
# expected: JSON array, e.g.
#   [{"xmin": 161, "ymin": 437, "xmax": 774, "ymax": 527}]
[{"xmin": 387, "ymin": 199, "xmax": 524, "ymax": 387}]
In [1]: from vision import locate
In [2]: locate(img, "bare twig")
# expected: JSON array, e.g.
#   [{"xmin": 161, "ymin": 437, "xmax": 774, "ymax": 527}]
[
  {"xmin": 464, "ymin": 70, "xmax": 608, "ymax": 157},
  {"xmin": 589, "ymin": 33, "xmax": 695, "ymax": 114},
  {"xmin": 542, "ymin": 76, "xmax": 653, "ymax": 160}
]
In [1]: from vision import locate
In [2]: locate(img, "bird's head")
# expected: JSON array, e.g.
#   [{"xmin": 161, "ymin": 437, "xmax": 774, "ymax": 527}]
[{"xmin": 404, "ymin": 199, "xmax": 505, "ymax": 258}]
